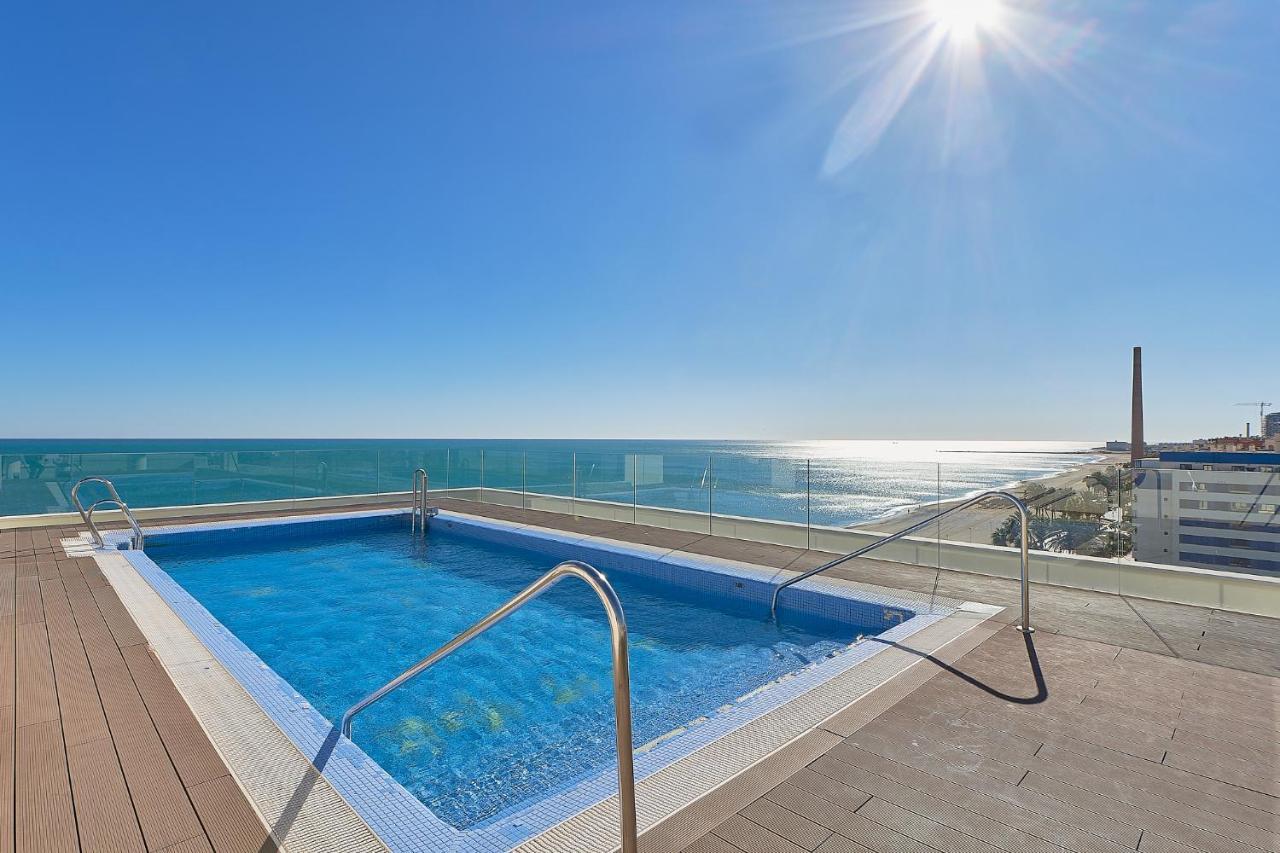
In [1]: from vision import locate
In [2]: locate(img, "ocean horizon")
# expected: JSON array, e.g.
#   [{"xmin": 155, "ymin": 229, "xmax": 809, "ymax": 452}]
[{"xmin": 1, "ymin": 438, "xmax": 1102, "ymax": 526}]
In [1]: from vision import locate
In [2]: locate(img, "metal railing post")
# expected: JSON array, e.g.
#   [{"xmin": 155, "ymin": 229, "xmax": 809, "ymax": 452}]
[
  {"xmin": 632, "ymin": 453, "xmax": 638, "ymax": 525},
  {"xmin": 1018, "ymin": 512, "xmax": 1031, "ymax": 633},
  {"xmin": 571, "ymin": 451, "xmax": 577, "ymax": 516},
  {"xmin": 806, "ymin": 459, "xmax": 811, "ymax": 550},
  {"xmin": 707, "ymin": 454, "xmax": 713, "ymax": 534},
  {"xmin": 411, "ymin": 468, "xmax": 428, "ymax": 535}
]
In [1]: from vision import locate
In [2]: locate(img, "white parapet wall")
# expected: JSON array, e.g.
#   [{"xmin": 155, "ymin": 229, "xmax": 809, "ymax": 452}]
[{"xmin": 7, "ymin": 486, "xmax": 1277, "ymax": 618}]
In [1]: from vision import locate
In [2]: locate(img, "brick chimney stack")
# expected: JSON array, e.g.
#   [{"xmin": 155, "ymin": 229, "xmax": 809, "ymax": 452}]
[{"xmin": 1131, "ymin": 347, "xmax": 1144, "ymax": 464}]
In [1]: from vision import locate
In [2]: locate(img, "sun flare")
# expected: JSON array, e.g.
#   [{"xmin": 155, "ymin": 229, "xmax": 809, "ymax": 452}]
[
  {"xmin": 928, "ymin": 0, "xmax": 1003, "ymax": 38},
  {"xmin": 802, "ymin": 0, "xmax": 1094, "ymax": 174}
]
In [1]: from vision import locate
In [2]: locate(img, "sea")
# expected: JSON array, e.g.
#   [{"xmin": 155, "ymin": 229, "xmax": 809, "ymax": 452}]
[{"xmin": 0, "ymin": 438, "xmax": 1100, "ymax": 524}]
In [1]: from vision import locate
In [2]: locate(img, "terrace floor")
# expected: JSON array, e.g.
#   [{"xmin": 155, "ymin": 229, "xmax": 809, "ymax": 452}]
[
  {"xmin": 1, "ymin": 524, "xmax": 275, "ymax": 853},
  {"xmin": 3, "ymin": 498, "xmax": 1277, "ymax": 853}
]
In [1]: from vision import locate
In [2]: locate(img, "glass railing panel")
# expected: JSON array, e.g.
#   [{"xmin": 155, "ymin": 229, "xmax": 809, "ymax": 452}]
[
  {"xmin": 634, "ymin": 452, "xmax": 711, "ymax": 533},
  {"xmin": 332, "ymin": 447, "xmax": 381, "ymax": 497},
  {"xmin": 447, "ymin": 448, "xmax": 483, "ymax": 500},
  {"xmin": 292, "ymin": 448, "xmax": 379, "ymax": 500},
  {"xmin": 70, "ymin": 452, "xmax": 198, "ymax": 509},
  {"xmin": 481, "ymin": 449, "xmax": 525, "ymax": 508},
  {"xmin": 378, "ymin": 447, "xmax": 450, "ymax": 496},
  {"xmin": 524, "ymin": 449, "xmax": 574, "ymax": 513},
  {"xmin": 1, "ymin": 452, "xmax": 77, "ymax": 516},
  {"xmin": 921, "ymin": 459, "xmax": 1123, "ymax": 593},
  {"xmin": 192, "ymin": 450, "xmax": 292, "ymax": 505},
  {"xmin": 1115, "ymin": 463, "xmax": 1136, "ymax": 564},
  {"xmin": 574, "ymin": 451, "xmax": 634, "ymax": 522},
  {"xmin": 709, "ymin": 453, "xmax": 808, "ymax": 547}
]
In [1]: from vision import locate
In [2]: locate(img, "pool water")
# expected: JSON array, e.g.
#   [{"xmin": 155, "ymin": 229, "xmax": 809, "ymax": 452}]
[{"xmin": 151, "ymin": 522, "xmax": 881, "ymax": 828}]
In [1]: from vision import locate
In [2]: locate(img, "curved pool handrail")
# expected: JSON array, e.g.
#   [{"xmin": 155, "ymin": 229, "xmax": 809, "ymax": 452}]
[
  {"xmin": 770, "ymin": 489, "xmax": 1033, "ymax": 634},
  {"xmin": 339, "ymin": 559, "xmax": 637, "ymax": 852},
  {"xmin": 84, "ymin": 497, "xmax": 146, "ymax": 550},
  {"xmin": 71, "ymin": 476, "xmax": 124, "ymax": 529},
  {"xmin": 72, "ymin": 476, "xmax": 146, "ymax": 549},
  {"xmin": 411, "ymin": 467, "xmax": 432, "ymax": 535}
]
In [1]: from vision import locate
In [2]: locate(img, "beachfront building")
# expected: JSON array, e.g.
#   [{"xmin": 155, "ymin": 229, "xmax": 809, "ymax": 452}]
[
  {"xmin": 1266, "ymin": 411, "xmax": 1280, "ymax": 438},
  {"xmin": 1133, "ymin": 451, "xmax": 1280, "ymax": 575}
]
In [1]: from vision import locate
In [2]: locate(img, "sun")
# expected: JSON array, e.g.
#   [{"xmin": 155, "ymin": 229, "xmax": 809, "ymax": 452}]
[{"xmin": 928, "ymin": 0, "xmax": 1003, "ymax": 38}]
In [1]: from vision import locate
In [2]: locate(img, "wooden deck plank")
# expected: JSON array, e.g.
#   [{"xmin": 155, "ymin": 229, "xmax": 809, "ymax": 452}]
[
  {"xmin": 1032, "ymin": 745, "xmax": 1279, "ymax": 829},
  {"xmin": 66, "ymin": 736, "xmax": 146, "ymax": 853},
  {"xmin": 856, "ymin": 797, "xmax": 1008, "ymax": 853},
  {"xmin": 0, "ymin": 706, "xmax": 14, "ymax": 853},
  {"xmin": 88, "ymin": 582, "xmax": 147, "ymax": 648},
  {"xmin": 769, "ymin": 774, "xmax": 934, "ymax": 853},
  {"xmin": 738, "ymin": 797, "xmax": 834, "ymax": 850},
  {"xmin": 824, "ymin": 747, "xmax": 1142, "ymax": 849},
  {"xmin": 75, "ymin": 609, "xmax": 208, "ymax": 851},
  {"xmin": 1018, "ymin": 761, "xmax": 1279, "ymax": 851},
  {"xmin": 15, "ymin": 719, "xmax": 78, "ymax": 853},
  {"xmin": 120, "ymin": 644, "xmax": 230, "ymax": 788},
  {"xmin": 1, "ymin": 591, "xmax": 14, "ymax": 713},
  {"xmin": 1019, "ymin": 771, "xmax": 1258, "ymax": 853},
  {"xmin": 39, "ymin": 578, "xmax": 109, "ymax": 747},
  {"xmin": 15, "ymin": 621, "xmax": 59, "ymax": 729},
  {"xmin": 14, "ymin": 576, "xmax": 42, "ymax": 625},
  {"xmin": 186, "ymin": 775, "xmax": 277, "ymax": 853},
  {"xmin": 712, "ymin": 813, "xmax": 810, "ymax": 853},
  {"xmin": 683, "ymin": 834, "xmax": 748, "ymax": 853},
  {"xmin": 158, "ymin": 838, "xmax": 216, "ymax": 853},
  {"xmin": 1161, "ymin": 751, "xmax": 1280, "ymax": 798}
]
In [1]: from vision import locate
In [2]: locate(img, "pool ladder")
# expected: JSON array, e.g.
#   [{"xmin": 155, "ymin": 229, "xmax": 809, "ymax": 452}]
[
  {"xmin": 340, "ymin": 560, "xmax": 638, "ymax": 853},
  {"xmin": 71, "ymin": 476, "xmax": 146, "ymax": 550},
  {"xmin": 410, "ymin": 467, "xmax": 438, "ymax": 535},
  {"xmin": 770, "ymin": 489, "xmax": 1034, "ymax": 633}
]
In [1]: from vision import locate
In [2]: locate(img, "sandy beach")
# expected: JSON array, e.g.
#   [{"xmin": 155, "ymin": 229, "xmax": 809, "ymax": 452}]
[{"xmin": 849, "ymin": 452, "xmax": 1129, "ymax": 545}]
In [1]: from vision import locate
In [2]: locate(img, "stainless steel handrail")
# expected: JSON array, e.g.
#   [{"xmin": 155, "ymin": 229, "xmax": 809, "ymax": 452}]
[
  {"xmin": 71, "ymin": 476, "xmax": 146, "ymax": 549},
  {"xmin": 71, "ymin": 476, "xmax": 124, "ymax": 527},
  {"xmin": 770, "ymin": 489, "xmax": 1033, "ymax": 633},
  {"xmin": 340, "ymin": 560, "xmax": 637, "ymax": 853},
  {"xmin": 411, "ymin": 467, "xmax": 428, "ymax": 535},
  {"xmin": 85, "ymin": 498, "xmax": 146, "ymax": 550}
]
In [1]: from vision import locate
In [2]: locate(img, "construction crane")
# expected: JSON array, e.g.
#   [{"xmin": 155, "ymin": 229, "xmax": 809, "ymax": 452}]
[{"xmin": 1235, "ymin": 401, "xmax": 1273, "ymax": 435}]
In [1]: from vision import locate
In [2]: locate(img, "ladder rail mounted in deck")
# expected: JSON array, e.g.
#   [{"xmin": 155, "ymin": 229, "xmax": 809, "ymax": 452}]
[
  {"xmin": 340, "ymin": 558, "xmax": 638, "ymax": 853},
  {"xmin": 71, "ymin": 476, "xmax": 146, "ymax": 550},
  {"xmin": 770, "ymin": 489, "xmax": 1033, "ymax": 633}
]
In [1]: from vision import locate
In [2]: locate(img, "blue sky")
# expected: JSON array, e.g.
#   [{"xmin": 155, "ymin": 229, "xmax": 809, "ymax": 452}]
[{"xmin": 3, "ymin": 1, "xmax": 1276, "ymax": 441}]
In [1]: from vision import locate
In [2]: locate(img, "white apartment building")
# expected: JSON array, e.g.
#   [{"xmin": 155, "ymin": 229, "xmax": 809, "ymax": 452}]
[{"xmin": 1133, "ymin": 452, "xmax": 1280, "ymax": 575}]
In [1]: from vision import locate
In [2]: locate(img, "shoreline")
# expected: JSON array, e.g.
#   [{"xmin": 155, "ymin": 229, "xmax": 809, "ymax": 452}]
[{"xmin": 848, "ymin": 452, "xmax": 1127, "ymax": 543}]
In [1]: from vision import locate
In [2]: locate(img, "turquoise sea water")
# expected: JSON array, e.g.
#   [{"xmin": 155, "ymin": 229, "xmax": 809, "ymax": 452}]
[
  {"xmin": 0, "ymin": 438, "xmax": 1097, "ymax": 525},
  {"xmin": 151, "ymin": 522, "xmax": 875, "ymax": 828}
]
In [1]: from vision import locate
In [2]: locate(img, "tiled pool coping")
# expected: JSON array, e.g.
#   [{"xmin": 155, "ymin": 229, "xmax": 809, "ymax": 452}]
[{"xmin": 96, "ymin": 509, "xmax": 978, "ymax": 852}]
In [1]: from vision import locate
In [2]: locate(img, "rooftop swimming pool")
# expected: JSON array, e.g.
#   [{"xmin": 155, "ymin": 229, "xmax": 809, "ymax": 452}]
[{"xmin": 114, "ymin": 511, "xmax": 950, "ymax": 851}]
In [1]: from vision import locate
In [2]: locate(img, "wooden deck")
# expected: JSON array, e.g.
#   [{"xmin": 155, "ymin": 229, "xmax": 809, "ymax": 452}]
[
  {"xmin": 3, "ymin": 499, "xmax": 1277, "ymax": 853},
  {"xmin": 679, "ymin": 626, "xmax": 1279, "ymax": 853},
  {"xmin": 1, "ymin": 525, "xmax": 275, "ymax": 853}
]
